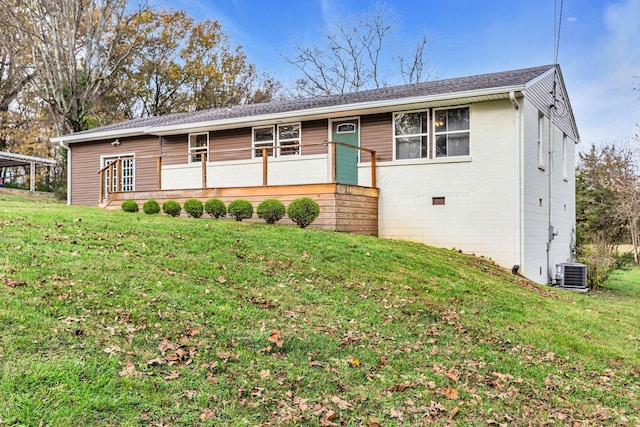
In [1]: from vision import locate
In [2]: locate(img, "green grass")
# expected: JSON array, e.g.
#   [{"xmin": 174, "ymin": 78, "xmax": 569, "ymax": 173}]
[{"xmin": 1, "ymin": 194, "xmax": 639, "ymax": 426}]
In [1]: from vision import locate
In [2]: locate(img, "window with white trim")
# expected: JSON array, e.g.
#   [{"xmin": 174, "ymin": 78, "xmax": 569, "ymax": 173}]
[
  {"xmin": 394, "ymin": 111, "xmax": 429, "ymax": 159},
  {"xmin": 434, "ymin": 107, "xmax": 470, "ymax": 157},
  {"xmin": 538, "ymin": 114, "xmax": 545, "ymax": 168},
  {"xmin": 277, "ymin": 123, "xmax": 300, "ymax": 156},
  {"xmin": 189, "ymin": 133, "xmax": 209, "ymax": 163},
  {"xmin": 253, "ymin": 126, "xmax": 274, "ymax": 158},
  {"xmin": 253, "ymin": 123, "xmax": 301, "ymax": 158}
]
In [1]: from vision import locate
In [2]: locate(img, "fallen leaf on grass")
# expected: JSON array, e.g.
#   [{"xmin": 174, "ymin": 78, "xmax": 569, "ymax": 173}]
[
  {"xmin": 368, "ymin": 417, "xmax": 382, "ymax": 427},
  {"xmin": 200, "ymin": 408, "xmax": 214, "ymax": 420},
  {"xmin": 443, "ymin": 386, "xmax": 459, "ymax": 400},
  {"xmin": 118, "ymin": 360, "xmax": 145, "ymax": 377},
  {"xmin": 217, "ymin": 351, "xmax": 239, "ymax": 361},
  {"xmin": 163, "ymin": 371, "xmax": 180, "ymax": 381},
  {"xmin": 389, "ymin": 408, "xmax": 404, "ymax": 420},
  {"xmin": 4, "ymin": 278, "xmax": 26, "ymax": 287},
  {"xmin": 268, "ymin": 330, "xmax": 284, "ymax": 348},
  {"xmin": 331, "ymin": 395, "xmax": 352, "ymax": 410}
]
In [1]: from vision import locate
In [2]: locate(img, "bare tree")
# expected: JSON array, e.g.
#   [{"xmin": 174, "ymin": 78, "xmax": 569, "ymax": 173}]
[
  {"xmin": 13, "ymin": 0, "xmax": 148, "ymax": 133},
  {"xmin": 0, "ymin": 1, "xmax": 35, "ymax": 151},
  {"xmin": 399, "ymin": 36, "xmax": 430, "ymax": 85},
  {"xmin": 579, "ymin": 143, "xmax": 640, "ymax": 263},
  {"xmin": 287, "ymin": 7, "xmax": 430, "ymax": 97}
]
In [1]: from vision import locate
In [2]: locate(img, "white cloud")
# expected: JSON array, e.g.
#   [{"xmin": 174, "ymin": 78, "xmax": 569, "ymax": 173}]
[{"xmin": 570, "ymin": 0, "xmax": 640, "ymax": 144}]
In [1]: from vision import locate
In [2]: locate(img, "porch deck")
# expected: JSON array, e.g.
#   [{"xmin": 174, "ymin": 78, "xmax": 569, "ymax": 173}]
[{"xmin": 104, "ymin": 183, "xmax": 379, "ymax": 236}]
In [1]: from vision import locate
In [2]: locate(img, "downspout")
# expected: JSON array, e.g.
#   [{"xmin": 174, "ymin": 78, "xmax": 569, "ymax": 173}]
[
  {"xmin": 59, "ymin": 140, "xmax": 71, "ymax": 205},
  {"xmin": 509, "ymin": 91, "xmax": 523, "ymax": 276}
]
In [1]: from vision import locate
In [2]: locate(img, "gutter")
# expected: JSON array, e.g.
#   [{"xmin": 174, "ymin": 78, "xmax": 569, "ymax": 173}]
[{"xmin": 509, "ymin": 91, "xmax": 523, "ymax": 277}]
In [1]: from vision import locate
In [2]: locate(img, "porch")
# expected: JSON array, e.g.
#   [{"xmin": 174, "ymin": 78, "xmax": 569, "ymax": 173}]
[{"xmin": 99, "ymin": 142, "xmax": 380, "ymax": 236}]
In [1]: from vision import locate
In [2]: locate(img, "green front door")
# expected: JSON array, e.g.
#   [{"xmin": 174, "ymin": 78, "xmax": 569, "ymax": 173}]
[{"xmin": 332, "ymin": 119, "xmax": 359, "ymax": 185}]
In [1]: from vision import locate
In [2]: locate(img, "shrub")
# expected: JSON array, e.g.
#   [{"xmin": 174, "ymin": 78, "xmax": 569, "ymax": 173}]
[
  {"xmin": 257, "ymin": 199, "xmax": 286, "ymax": 224},
  {"xmin": 143, "ymin": 200, "xmax": 161, "ymax": 214},
  {"xmin": 205, "ymin": 198, "xmax": 227, "ymax": 218},
  {"xmin": 228, "ymin": 199, "xmax": 254, "ymax": 222},
  {"xmin": 54, "ymin": 185, "xmax": 67, "ymax": 201},
  {"xmin": 287, "ymin": 197, "xmax": 320, "ymax": 228},
  {"xmin": 121, "ymin": 200, "xmax": 139, "ymax": 213},
  {"xmin": 162, "ymin": 200, "xmax": 181, "ymax": 217},
  {"xmin": 184, "ymin": 198, "xmax": 204, "ymax": 218}
]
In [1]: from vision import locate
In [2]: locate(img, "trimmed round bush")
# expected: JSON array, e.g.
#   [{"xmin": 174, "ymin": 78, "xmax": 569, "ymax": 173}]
[
  {"xmin": 143, "ymin": 199, "xmax": 161, "ymax": 214},
  {"xmin": 162, "ymin": 200, "xmax": 182, "ymax": 217},
  {"xmin": 228, "ymin": 199, "xmax": 254, "ymax": 222},
  {"xmin": 183, "ymin": 198, "xmax": 204, "ymax": 218},
  {"xmin": 257, "ymin": 199, "xmax": 286, "ymax": 224},
  {"xmin": 287, "ymin": 197, "xmax": 320, "ymax": 228},
  {"xmin": 121, "ymin": 200, "xmax": 139, "ymax": 213},
  {"xmin": 205, "ymin": 198, "xmax": 227, "ymax": 218}
]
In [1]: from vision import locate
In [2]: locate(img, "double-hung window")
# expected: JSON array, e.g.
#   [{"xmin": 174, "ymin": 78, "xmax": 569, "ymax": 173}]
[
  {"xmin": 253, "ymin": 123, "xmax": 301, "ymax": 158},
  {"xmin": 394, "ymin": 111, "xmax": 429, "ymax": 160},
  {"xmin": 277, "ymin": 123, "xmax": 300, "ymax": 156},
  {"xmin": 434, "ymin": 107, "xmax": 470, "ymax": 157},
  {"xmin": 189, "ymin": 133, "xmax": 209, "ymax": 163},
  {"xmin": 253, "ymin": 127, "xmax": 275, "ymax": 158}
]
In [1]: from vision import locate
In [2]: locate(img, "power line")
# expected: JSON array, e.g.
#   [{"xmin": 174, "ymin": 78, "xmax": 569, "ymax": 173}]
[{"xmin": 554, "ymin": 0, "xmax": 564, "ymax": 66}]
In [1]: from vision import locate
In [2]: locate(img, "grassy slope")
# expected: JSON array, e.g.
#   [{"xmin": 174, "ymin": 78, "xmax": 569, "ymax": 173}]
[{"xmin": 0, "ymin": 195, "xmax": 638, "ymax": 426}]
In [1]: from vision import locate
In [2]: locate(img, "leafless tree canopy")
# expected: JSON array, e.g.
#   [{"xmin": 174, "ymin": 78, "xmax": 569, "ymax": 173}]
[{"xmin": 287, "ymin": 7, "xmax": 432, "ymax": 97}]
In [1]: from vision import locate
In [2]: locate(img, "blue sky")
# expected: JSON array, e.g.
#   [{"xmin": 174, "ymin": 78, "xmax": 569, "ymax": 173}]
[{"xmin": 168, "ymin": 0, "xmax": 640, "ymax": 148}]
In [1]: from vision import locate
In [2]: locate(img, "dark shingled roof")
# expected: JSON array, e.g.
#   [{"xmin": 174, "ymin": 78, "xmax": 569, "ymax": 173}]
[{"xmin": 69, "ymin": 65, "xmax": 554, "ymax": 137}]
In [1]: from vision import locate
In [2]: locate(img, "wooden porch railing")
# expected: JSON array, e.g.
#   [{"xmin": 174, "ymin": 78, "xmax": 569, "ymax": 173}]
[{"xmin": 97, "ymin": 141, "xmax": 376, "ymax": 203}]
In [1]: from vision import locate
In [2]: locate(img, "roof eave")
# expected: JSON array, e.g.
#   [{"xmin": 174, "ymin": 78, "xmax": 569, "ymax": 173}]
[
  {"xmin": 51, "ymin": 85, "xmax": 527, "ymax": 142},
  {"xmin": 147, "ymin": 85, "xmax": 526, "ymax": 136},
  {"xmin": 50, "ymin": 127, "xmax": 152, "ymax": 144}
]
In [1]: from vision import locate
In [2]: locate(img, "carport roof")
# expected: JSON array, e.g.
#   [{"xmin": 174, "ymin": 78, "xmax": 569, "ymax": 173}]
[{"xmin": 0, "ymin": 151, "xmax": 57, "ymax": 168}]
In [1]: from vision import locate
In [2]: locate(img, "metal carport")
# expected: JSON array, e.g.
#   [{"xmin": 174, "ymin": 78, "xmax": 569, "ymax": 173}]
[{"xmin": 0, "ymin": 151, "xmax": 57, "ymax": 191}]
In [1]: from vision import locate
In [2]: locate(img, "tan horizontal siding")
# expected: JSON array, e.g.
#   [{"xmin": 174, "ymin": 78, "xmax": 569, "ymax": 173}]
[
  {"xmin": 361, "ymin": 113, "xmax": 392, "ymax": 162},
  {"xmin": 302, "ymin": 120, "xmax": 328, "ymax": 156},
  {"xmin": 211, "ymin": 128, "xmax": 252, "ymax": 161},
  {"xmin": 161, "ymin": 135, "xmax": 188, "ymax": 166},
  {"xmin": 70, "ymin": 141, "xmax": 103, "ymax": 205},
  {"xmin": 70, "ymin": 135, "xmax": 160, "ymax": 206}
]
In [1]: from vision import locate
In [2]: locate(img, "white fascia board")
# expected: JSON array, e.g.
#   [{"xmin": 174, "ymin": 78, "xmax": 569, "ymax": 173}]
[
  {"xmin": 147, "ymin": 85, "xmax": 526, "ymax": 136},
  {"xmin": 50, "ymin": 127, "xmax": 151, "ymax": 144}
]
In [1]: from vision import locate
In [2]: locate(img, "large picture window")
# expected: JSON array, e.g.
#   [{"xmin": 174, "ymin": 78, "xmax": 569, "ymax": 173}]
[
  {"xmin": 189, "ymin": 133, "xmax": 209, "ymax": 163},
  {"xmin": 253, "ymin": 123, "xmax": 301, "ymax": 158},
  {"xmin": 434, "ymin": 107, "xmax": 470, "ymax": 157},
  {"xmin": 394, "ymin": 111, "xmax": 429, "ymax": 160}
]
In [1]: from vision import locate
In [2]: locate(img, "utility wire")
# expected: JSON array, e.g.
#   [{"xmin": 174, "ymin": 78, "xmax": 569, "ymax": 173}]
[{"xmin": 554, "ymin": 0, "xmax": 564, "ymax": 66}]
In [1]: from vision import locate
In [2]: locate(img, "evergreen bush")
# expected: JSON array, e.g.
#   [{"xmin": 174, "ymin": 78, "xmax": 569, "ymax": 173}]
[
  {"xmin": 287, "ymin": 197, "xmax": 320, "ymax": 228},
  {"xmin": 162, "ymin": 200, "xmax": 181, "ymax": 217},
  {"xmin": 257, "ymin": 199, "xmax": 286, "ymax": 224},
  {"xmin": 183, "ymin": 198, "xmax": 204, "ymax": 218},
  {"xmin": 205, "ymin": 198, "xmax": 227, "ymax": 218},
  {"xmin": 228, "ymin": 199, "xmax": 254, "ymax": 222},
  {"xmin": 143, "ymin": 200, "xmax": 161, "ymax": 214},
  {"xmin": 121, "ymin": 200, "xmax": 139, "ymax": 213}
]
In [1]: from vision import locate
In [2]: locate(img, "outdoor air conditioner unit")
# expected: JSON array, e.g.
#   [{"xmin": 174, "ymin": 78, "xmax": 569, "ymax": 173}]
[{"xmin": 555, "ymin": 262, "xmax": 587, "ymax": 288}]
